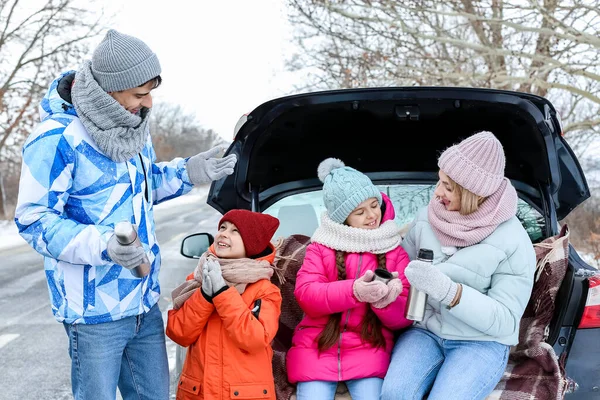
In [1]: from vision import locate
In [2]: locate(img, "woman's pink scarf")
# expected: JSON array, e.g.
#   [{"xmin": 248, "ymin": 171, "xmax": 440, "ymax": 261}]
[{"xmin": 427, "ymin": 178, "xmax": 518, "ymax": 247}]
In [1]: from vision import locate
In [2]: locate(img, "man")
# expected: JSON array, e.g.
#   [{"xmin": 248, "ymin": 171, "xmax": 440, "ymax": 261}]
[{"xmin": 14, "ymin": 29, "xmax": 237, "ymax": 400}]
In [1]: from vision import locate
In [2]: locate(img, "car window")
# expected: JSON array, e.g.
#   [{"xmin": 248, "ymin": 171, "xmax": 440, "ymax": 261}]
[{"xmin": 264, "ymin": 184, "xmax": 545, "ymax": 243}]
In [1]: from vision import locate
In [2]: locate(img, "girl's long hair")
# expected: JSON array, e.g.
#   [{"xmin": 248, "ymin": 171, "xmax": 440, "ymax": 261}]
[{"xmin": 316, "ymin": 252, "xmax": 387, "ymax": 351}]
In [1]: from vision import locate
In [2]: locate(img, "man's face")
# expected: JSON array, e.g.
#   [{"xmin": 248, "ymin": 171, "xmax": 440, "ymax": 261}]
[{"xmin": 109, "ymin": 80, "xmax": 155, "ymax": 114}]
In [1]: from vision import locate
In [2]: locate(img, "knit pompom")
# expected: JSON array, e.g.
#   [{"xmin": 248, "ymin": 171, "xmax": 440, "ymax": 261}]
[{"xmin": 317, "ymin": 158, "xmax": 345, "ymax": 183}]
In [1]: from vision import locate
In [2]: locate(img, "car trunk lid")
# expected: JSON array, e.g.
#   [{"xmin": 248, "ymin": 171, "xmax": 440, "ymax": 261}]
[{"xmin": 208, "ymin": 87, "xmax": 589, "ymax": 220}]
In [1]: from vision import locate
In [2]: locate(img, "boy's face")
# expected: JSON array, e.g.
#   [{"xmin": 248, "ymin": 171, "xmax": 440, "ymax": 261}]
[
  {"xmin": 109, "ymin": 80, "xmax": 155, "ymax": 115},
  {"xmin": 214, "ymin": 221, "xmax": 247, "ymax": 259},
  {"xmin": 345, "ymin": 197, "xmax": 382, "ymax": 230}
]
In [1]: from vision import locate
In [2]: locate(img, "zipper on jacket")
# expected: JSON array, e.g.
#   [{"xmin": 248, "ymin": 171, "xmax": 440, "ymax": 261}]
[
  {"xmin": 138, "ymin": 154, "xmax": 149, "ymax": 202},
  {"xmin": 337, "ymin": 255, "xmax": 363, "ymax": 381}
]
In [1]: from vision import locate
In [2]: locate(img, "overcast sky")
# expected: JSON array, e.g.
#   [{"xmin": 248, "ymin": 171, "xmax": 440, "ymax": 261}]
[{"xmin": 105, "ymin": 0, "xmax": 301, "ymax": 141}]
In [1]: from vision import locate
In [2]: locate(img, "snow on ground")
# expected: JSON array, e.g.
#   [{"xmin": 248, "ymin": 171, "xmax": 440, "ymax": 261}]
[
  {"xmin": 0, "ymin": 219, "xmax": 27, "ymax": 252},
  {"xmin": 154, "ymin": 185, "xmax": 211, "ymax": 211}
]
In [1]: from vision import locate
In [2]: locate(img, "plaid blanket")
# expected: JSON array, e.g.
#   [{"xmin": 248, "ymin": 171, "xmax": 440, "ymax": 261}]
[{"xmin": 488, "ymin": 225, "xmax": 570, "ymax": 400}]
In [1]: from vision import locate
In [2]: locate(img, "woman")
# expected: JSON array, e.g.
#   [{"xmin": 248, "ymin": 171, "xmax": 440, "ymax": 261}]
[{"xmin": 381, "ymin": 131, "xmax": 536, "ymax": 400}]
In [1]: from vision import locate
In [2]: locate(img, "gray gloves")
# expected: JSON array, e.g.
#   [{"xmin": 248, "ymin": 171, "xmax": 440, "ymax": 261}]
[
  {"xmin": 106, "ymin": 234, "xmax": 146, "ymax": 270},
  {"xmin": 187, "ymin": 145, "xmax": 237, "ymax": 186},
  {"xmin": 201, "ymin": 259, "xmax": 228, "ymax": 297},
  {"xmin": 405, "ymin": 260, "xmax": 458, "ymax": 306}
]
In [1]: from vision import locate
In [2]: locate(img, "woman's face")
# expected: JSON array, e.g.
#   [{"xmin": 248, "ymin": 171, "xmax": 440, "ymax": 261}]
[
  {"xmin": 214, "ymin": 221, "xmax": 246, "ymax": 259},
  {"xmin": 434, "ymin": 170, "xmax": 461, "ymax": 211},
  {"xmin": 345, "ymin": 197, "xmax": 382, "ymax": 229}
]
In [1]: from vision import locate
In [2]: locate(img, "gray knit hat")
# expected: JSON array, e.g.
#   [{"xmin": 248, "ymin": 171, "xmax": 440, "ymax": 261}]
[
  {"xmin": 318, "ymin": 158, "xmax": 382, "ymax": 224},
  {"xmin": 91, "ymin": 29, "xmax": 162, "ymax": 92}
]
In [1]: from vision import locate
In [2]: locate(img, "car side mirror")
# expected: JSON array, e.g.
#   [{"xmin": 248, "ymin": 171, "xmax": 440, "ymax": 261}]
[{"xmin": 180, "ymin": 233, "xmax": 214, "ymax": 259}]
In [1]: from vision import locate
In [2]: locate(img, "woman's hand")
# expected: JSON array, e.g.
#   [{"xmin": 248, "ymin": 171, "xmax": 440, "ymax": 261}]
[{"xmin": 405, "ymin": 260, "xmax": 460, "ymax": 307}]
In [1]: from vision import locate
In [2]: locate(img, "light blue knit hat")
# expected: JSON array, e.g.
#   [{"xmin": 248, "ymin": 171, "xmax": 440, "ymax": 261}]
[{"xmin": 318, "ymin": 158, "xmax": 382, "ymax": 224}]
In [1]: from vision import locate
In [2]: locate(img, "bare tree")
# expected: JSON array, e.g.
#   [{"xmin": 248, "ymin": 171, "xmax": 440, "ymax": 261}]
[
  {"xmin": 287, "ymin": 0, "xmax": 600, "ymax": 155},
  {"xmin": 0, "ymin": 0, "xmax": 106, "ymax": 217},
  {"xmin": 150, "ymin": 102, "xmax": 224, "ymax": 162}
]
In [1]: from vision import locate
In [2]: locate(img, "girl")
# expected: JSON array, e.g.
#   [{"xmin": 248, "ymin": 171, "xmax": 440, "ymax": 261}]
[
  {"xmin": 381, "ymin": 131, "xmax": 536, "ymax": 400},
  {"xmin": 287, "ymin": 158, "xmax": 412, "ymax": 400},
  {"xmin": 167, "ymin": 210, "xmax": 283, "ymax": 400}
]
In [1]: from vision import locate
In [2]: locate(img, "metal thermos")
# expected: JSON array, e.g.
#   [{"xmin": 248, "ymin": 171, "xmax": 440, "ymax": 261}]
[
  {"xmin": 114, "ymin": 221, "xmax": 151, "ymax": 278},
  {"xmin": 405, "ymin": 248, "xmax": 434, "ymax": 322}
]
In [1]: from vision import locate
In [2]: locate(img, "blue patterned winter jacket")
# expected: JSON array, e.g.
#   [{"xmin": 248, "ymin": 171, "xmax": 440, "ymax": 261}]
[{"xmin": 15, "ymin": 71, "xmax": 194, "ymax": 324}]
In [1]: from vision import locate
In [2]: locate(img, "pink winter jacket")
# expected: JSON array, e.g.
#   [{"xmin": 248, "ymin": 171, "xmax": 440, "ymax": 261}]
[{"xmin": 286, "ymin": 194, "xmax": 412, "ymax": 383}]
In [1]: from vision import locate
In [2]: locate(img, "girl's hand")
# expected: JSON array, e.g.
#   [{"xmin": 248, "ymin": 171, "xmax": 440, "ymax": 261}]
[
  {"xmin": 353, "ymin": 270, "xmax": 389, "ymax": 303},
  {"xmin": 372, "ymin": 272, "xmax": 403, "ymax": 309}
]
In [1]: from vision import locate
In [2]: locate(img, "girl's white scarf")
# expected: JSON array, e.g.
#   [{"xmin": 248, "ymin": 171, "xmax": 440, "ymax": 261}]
[{"xmin": 311, "ymin": 212, "xmax": 402, "ymax": 254}]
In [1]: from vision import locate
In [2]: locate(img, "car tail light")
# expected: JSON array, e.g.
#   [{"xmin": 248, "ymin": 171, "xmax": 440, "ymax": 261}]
[{"xmin": 579, "ymin": 274, "xmax": 600, "ymax": 329}]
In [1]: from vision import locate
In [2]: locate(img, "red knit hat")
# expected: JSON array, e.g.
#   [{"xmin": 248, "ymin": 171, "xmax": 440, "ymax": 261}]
[{"xmin": 218, "ymin": 210, "xmax": 280, "ymax": 257}]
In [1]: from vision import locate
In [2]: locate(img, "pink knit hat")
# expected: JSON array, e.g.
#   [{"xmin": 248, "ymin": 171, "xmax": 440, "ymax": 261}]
[{"xmin": 438, "ymin": 131, "xmax": 506, "ymax": 197}]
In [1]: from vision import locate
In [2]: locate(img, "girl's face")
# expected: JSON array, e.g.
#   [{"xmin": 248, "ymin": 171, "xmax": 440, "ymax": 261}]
[
  {"xmin": 214, "ymin": 221, "xmax": 246, "ymax": 259},
  {"xmin": 434, "ymin": 170, "xmax": 461, "ymax": 211},
  {"xmin": 345, "ymin": 197, "xmax": 382, "ymax": 229}
]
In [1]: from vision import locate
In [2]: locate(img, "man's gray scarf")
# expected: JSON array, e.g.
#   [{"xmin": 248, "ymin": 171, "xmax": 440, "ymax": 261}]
[{"xmin": 72, "ymin": 60, "xmax": 151, "ymax": 163}]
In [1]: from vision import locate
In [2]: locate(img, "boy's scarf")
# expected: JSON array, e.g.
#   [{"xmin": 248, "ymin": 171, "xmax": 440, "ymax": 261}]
[
  {"xmin": 427, "ymin": 178, "xmax": 518, "ymax": 247},
  {"xmin": 171, "ymin": 251, "xmax": 282, "ymax": 310},
  {"xmin": 71, "ymin": 60, "xmax": 151, "ymax": 163}
]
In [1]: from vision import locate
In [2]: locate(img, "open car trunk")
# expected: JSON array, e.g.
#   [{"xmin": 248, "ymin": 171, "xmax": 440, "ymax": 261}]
[{"xmin": 209, "ymin": 87, "xmax": 589, "ymax": 222}]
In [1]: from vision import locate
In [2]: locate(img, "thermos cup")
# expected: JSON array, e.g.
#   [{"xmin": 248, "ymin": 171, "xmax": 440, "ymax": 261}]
[{"xmin": 373, "ymin": 268, "xmax": 393, "ymax": 284}]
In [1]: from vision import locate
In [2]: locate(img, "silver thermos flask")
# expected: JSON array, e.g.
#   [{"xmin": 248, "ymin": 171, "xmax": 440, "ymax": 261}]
[
  {"xmin": 114, "ymin": 221, "xmax": 151, "ymax": 278},
  {"xmin": 405, "ymin": 248, "xmax": 434, "ymax": 321}
]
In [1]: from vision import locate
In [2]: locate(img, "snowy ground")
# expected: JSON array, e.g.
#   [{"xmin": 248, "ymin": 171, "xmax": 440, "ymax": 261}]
[{"xmin": 0, "ymin": 219, "xmax": 27, "ymax": 251}]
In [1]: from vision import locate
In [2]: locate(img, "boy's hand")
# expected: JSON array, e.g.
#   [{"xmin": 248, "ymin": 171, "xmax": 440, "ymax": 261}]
[
  {"xmin": 201, "ymin": 263, "xmax": 213, "ymax": 296},
  {"xmin": 206, "ymin": 259, "xmax": 228, "ymax": 295}
]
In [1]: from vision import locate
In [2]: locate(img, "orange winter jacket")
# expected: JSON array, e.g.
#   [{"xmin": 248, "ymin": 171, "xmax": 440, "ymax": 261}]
[{"xmin": 166, "ymin": 250, "xmax": 282, "ymax": 400}]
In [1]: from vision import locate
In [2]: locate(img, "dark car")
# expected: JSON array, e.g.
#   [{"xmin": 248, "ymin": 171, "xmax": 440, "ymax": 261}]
[{"xmin": 180, "ymin": 87, "xmax": 600, "ymax": 398}]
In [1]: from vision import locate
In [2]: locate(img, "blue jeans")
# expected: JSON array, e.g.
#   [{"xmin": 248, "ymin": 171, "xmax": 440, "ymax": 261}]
[
  {"xmin": 297, "ymin": 377, "xmax": 383, "ymax": 400},
  {"xmin": 63, "ymin": 303, "xmax": 169, "ymax": 400},
  {"xmin": 381, "ymin": 328, "xmax": 509, "ymax": 400}
]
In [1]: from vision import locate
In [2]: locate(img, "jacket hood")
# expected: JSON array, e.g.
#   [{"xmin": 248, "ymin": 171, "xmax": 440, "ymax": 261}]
[
  {"xmin": 381, "ymin": 193, "xmax": 395, "ymax": 224},
  {"xmin": 39, "ymin": 70, "xmax": 77, "ymax": 121}
]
